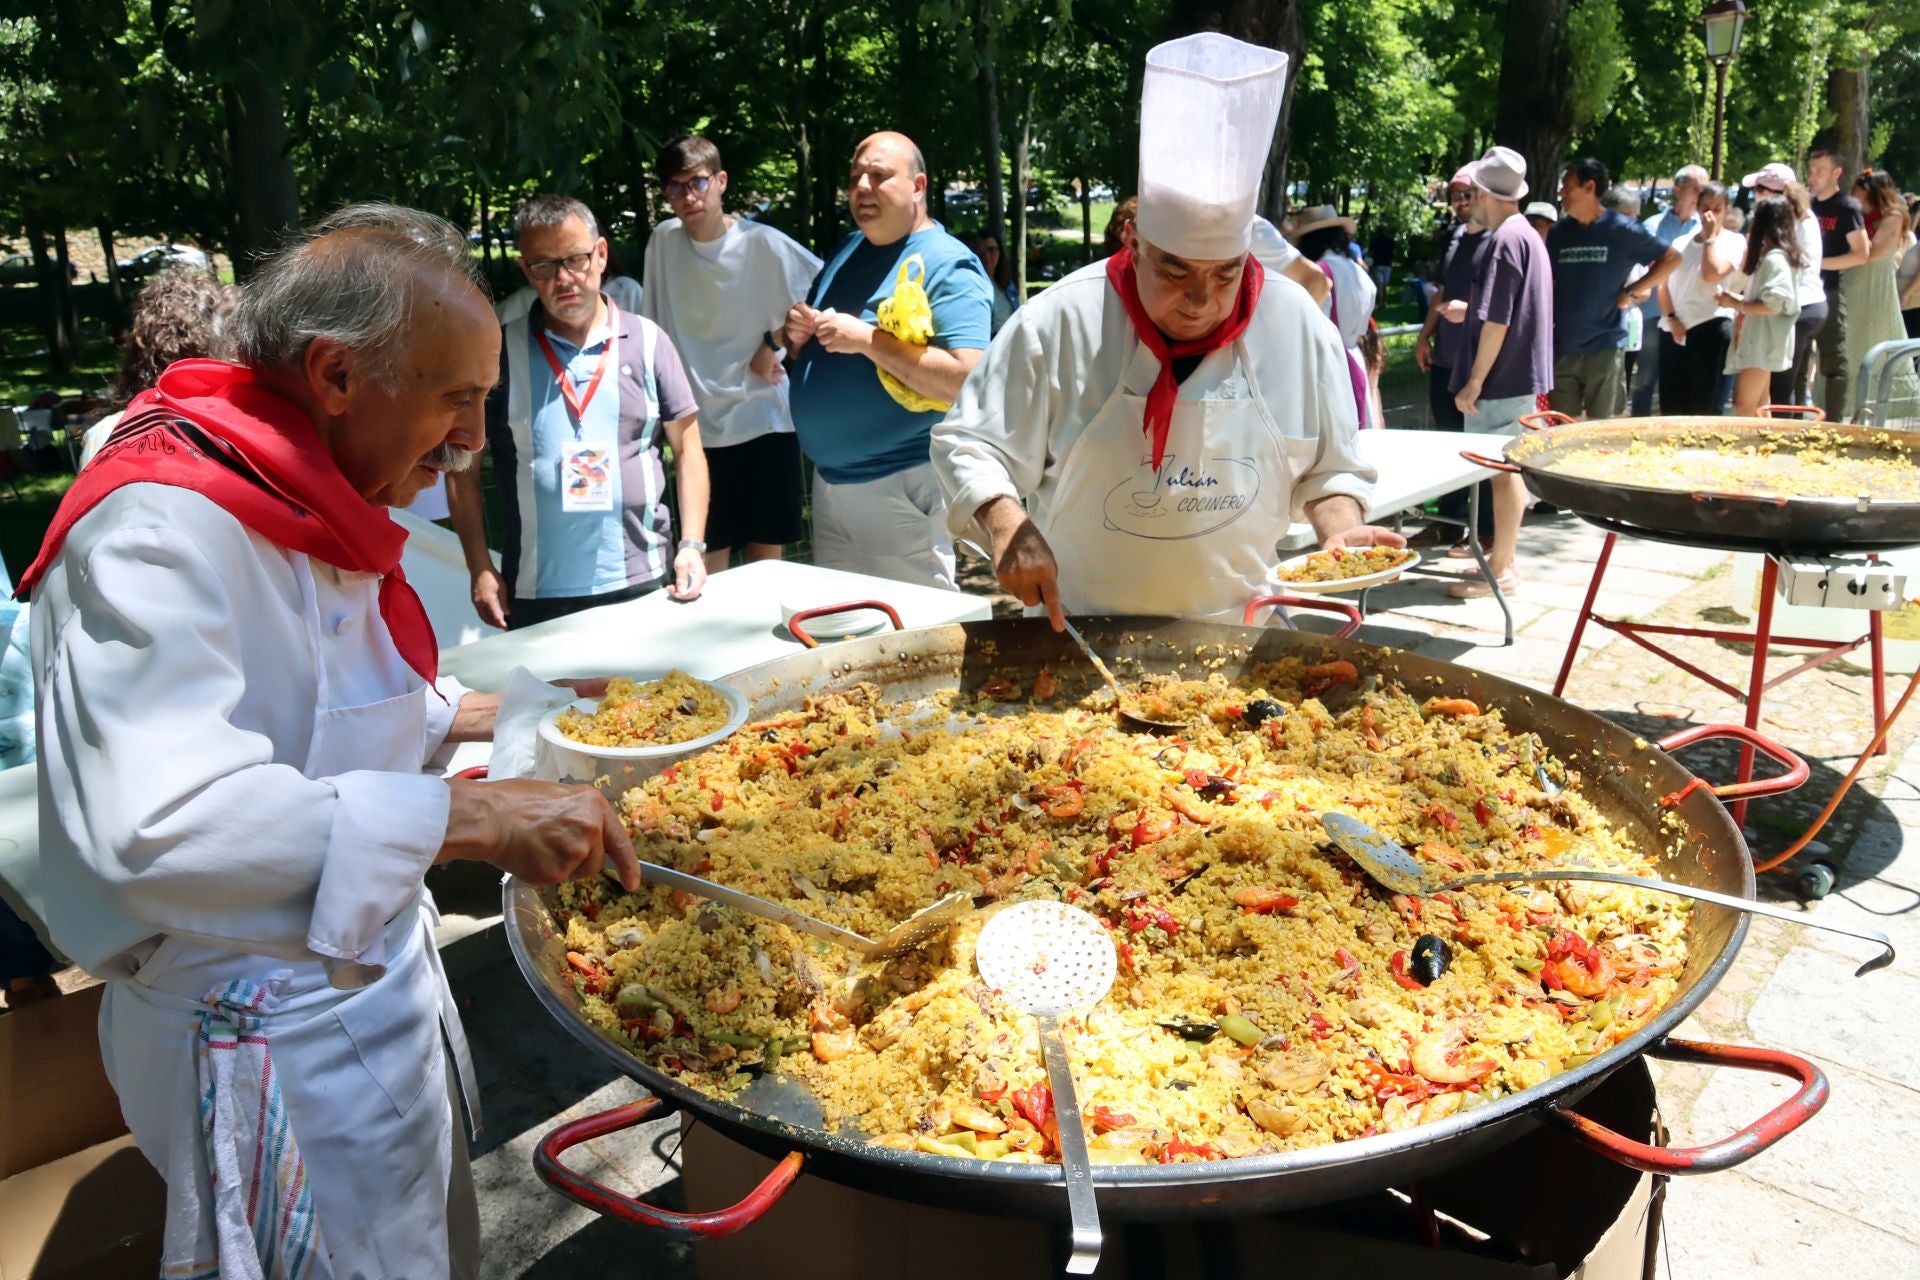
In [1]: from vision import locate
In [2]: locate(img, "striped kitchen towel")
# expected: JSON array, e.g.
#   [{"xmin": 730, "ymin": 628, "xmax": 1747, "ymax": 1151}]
[{"xmin": 162, "ymin": 971, "xmax": 333, "ymax": 1280}]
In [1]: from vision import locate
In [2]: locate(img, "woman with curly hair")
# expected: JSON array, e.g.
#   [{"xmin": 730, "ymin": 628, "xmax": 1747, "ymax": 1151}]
[{"xmin": 79, "ymin": 268, "xmax": 237, "ymax": 466}]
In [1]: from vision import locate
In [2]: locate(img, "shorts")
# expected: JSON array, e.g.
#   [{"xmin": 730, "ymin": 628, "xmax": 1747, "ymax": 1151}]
[
  {"xmin": 705, "ymin": 432, "xmax": 806, "ymax": 550},
  {"xmin": 1463, "ymin": 394, "xmax": 1537, "ymax": 438},
  {"xmin": 1548, "ymin": 350, "xmax": 1626, "ymax": 420}
]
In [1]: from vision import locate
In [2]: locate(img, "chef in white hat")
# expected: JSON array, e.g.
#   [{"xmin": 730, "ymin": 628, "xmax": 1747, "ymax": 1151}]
[{"xmin": 931, "ymin": 32, "xmax": 1399, "ymax": 627}]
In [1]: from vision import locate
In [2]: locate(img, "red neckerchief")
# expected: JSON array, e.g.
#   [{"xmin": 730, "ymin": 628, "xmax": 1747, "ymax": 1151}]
[
  {"xmin": 16, "ymin": 359, "xmax": 441, "ymax": 689},
  {"xmin": 1104, "ymin": 245, "xmax": 1265, "ymax": 472}
]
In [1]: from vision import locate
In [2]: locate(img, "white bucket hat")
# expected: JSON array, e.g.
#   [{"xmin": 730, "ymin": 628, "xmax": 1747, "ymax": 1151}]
[{"xmin": 1472, "ymin": 146, "xmax": 1530, "ymax": 202}]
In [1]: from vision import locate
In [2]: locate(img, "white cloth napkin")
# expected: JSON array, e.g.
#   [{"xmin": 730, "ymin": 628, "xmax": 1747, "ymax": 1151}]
[{"xmin": 487, "ymin": 666, "xmax": 580, "ymax": 781}]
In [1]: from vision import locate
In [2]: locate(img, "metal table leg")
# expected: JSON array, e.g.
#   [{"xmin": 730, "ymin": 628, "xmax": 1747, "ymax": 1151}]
[
  {"xmin": 1732, "ymin": 558, "xmax": 1781, "ymax": 830},
  {"xmin": 1463, "ymin": 483, "xmax": 1514, "ymax": 645},
  {"xmin": 1553, "ymin": 532, "xmax": 1618, "ymax": 697}
]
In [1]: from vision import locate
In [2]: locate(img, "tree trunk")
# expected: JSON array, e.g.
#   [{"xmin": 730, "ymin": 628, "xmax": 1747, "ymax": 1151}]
[
  {"xmin": 1162, "ymin": 0, "xmax": 1305, "ymax": 225},
  {"xmin": 787, "ymin": 5, "xmax": 817, "ymax": 253},
  {"xmin": 1080, "ymin": 170, "xmax": 1093, "ymax": 258},
  {"xmin": 97, "ymin": 225, "xmax": 126, "ymax": 319},
  {"xmin": 1493, "ymin": 0, "xmax": 1575, "ymax": 201},
  {"xmin": 1012, "ymin": 85, "xmax": 1033, "ymax": 299},
  {"xmin": 1824, "ymin": 61, "xmax": 1871, "ymax": 177},
  {"xmin": 53, "ymin": 229, "xmax": 80, "ymax": 349},
  {"xmin": 223, "ymin": 68, "xmax": 301, "ymax": 278},
  {"xmin": 973, "ymin": 0, "xmax": 1006, "ymax": 245},
  {"xmin": 24, "ymin": 222, "xmax": 75, "ymax": 375}
]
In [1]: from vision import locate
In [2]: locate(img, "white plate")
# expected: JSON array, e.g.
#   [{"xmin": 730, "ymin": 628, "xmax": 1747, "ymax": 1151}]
[
  {"xmin": 537, "ymin": 679, "xmax": 749, "ymax": 784},
  {"xmin": 780, "ymin": 600, "xmax": 891, "ymax": 640},
  {"xmin": 1267, "ymin": 547, "xmax": 1420, "ymax": 595}
]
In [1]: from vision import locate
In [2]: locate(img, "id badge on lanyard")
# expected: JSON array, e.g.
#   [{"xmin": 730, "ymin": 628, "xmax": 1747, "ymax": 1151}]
[{"xmin": 538, "ymin": 328, "xmax": 618, "ymax": 513}]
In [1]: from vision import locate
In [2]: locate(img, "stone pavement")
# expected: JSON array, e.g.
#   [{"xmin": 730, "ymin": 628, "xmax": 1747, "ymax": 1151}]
[{"xmin": 443, "ymin": 510, "xmax": 1920, "ymax": 1276}]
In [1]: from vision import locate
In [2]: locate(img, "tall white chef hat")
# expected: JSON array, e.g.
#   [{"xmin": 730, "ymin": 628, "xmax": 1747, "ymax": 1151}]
[{"xmin": 1134, "ymin": 33, "xmax": 1290, "ymax": 262}]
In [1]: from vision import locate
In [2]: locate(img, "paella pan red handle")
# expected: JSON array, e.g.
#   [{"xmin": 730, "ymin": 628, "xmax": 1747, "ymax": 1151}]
[
  {"xmin": 788, "ymin": 600, "xmax": 905, "ymax": 649},
  {"xmin": 1517, "ymin": 410, "xmax": 1575, "ymax": 431},
  {"xmin": 1458, "ymin": 449, "xmax": 1521, "ymax": 474},
  {"xmin": 1757, "ymin": 404, "xmax": 1826, "ymax": 422},
  {"xmin": 1243, "ymin": 594, "xmax": 1363, "ymax": 638},
  {"xmin": 1547, "ymin": 1038, "xmax": 1828, "ymax": 1174},
  {"xmin": 1654, "ymin": 723, "xmax": 1810, "ymax": 802},
  {"xmin": 534, "ymin": 1097, "xmax": 805, "ymax": 1238}
]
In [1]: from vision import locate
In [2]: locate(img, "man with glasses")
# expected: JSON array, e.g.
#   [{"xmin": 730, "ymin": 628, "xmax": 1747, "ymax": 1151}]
[
  {"xmin": 447, "ymin": 194, "xmax": 711, "ymax": 629},
  {"xmin": 783, "ymin": 131, "xmax": 993, "ymax": 590},
  {"xmin": 642, "ymin": 135, "xmax": 820, "ymax": 575}
]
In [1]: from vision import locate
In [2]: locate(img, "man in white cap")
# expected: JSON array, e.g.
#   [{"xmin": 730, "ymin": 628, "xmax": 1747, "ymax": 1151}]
[
  {"xmin": 931, "ymin": 33, "xmax": 1398, "ymax": 626},
  {"xmin": 1447, "ymin": 146, "xmax": 1553, "ymax": 598}
]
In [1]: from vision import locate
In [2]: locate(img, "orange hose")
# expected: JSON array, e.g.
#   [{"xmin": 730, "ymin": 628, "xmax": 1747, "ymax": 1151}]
[{"xmin": 1753, "ymin": 661, "xmax": 1920, "ymax": 875}]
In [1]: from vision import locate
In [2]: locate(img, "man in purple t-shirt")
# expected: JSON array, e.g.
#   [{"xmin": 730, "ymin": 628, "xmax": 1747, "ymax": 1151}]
[{"xmin": 1445, "ymin": 146, "xmax": 1553, "ymax": 598}]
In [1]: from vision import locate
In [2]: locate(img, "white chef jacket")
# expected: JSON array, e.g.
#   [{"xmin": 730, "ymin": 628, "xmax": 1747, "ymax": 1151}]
[
  {"xmin": 932, "ymin": 257, "xmax": 1374, "ymax": 604},
  {"xmin": 32, "ymin": 482, "xmax": 474, "ymax": 1278}
]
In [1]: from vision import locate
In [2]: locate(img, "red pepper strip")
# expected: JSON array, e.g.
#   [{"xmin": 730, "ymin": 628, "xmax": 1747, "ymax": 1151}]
[
  {"xmin": 978, "ymin": 1083, "xmax": 1008, "ymax": 1104},
  {"xmin": 1390, "ymin": 951, "xmax": 1426, "ymax": 991},
  {"xmin": 1087, "ymin": 1105, "xmax": 1137, "ymax": 1134},
  {"xmin": 1115, "ymin": 939, "xmax": 1136, "ymax": 973},
  {"xmin": 1422, "ymin": 803, "xmax": 1461, "ymax": 833},
  {"xmin": 1474, "ymin": 799, "xmax": 1492, "ymax": 827},
  {"xmin": 661, "ymin": 766, "xmax": 680, "ymax": 784},
  {"xmin": 1011, "ymin": 1083, "xmax": 1054, "ymax": 1132},
  {"xmin": 710, "ymin": 791, "xmax": 724, "ymax": 811},
  {"xmin": 1357, "ymin": 1058, "xmax": 1437, "ymax": 1103},
  {"xmin": 1308, "ymin": 1012, "xmax": 1334, "ymax": 1040},
  {"xmin": 1158, "ymin": 1138, "xmax": 1224, "ymax": 1163}
]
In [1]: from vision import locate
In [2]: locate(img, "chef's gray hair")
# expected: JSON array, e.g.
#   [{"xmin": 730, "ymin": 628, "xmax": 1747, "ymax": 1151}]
[{"xmin": 232, "ymin": 202, "xmax": 484, "ymax": 390}]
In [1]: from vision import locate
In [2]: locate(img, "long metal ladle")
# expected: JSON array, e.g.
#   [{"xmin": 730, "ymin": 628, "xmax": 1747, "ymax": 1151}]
[
  {"xmin": 1320, "ymin": 812, "xmax": 1894, "ymax": 977},
  {"xmin": 1060, "ymin": 618, "xmax": 1186, "ymax": 734}
]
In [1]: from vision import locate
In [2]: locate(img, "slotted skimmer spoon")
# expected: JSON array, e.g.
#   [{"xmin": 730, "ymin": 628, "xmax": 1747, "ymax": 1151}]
[
  {"xmin": 974, "ymin": 900, "xmax": 1117, "ymax": 1275},
  {"xmin": 1060, "ymin": 618, "xmax": 1185, "ymax": 734},
  {"xmin": 1320, "ymin": 812, "xmax": 1894, "ymax": 976},
  {"xmin": 619, "ymin": 861, "xmax": 974, "ymax": 960}
]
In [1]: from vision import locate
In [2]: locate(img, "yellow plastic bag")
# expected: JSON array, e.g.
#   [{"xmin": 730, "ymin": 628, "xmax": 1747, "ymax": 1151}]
[{"xmin": 874, "ymin": 254, "xmax": 951, "ymax": 413}]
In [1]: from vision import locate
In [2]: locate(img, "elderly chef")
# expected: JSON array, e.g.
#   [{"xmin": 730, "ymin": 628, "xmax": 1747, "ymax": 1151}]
[
  {"xmin": 18, "ymin": 203, "xmax": 642, "ymax": 1280},
  {"xmin": 932, "ymin": 33, "xmax": 1400, "ymax": 627}
]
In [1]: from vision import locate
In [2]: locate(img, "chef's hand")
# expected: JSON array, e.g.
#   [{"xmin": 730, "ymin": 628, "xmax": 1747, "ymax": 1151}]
[
  {"xmin": 979, "ymin": 497, "xmax": 1066, "ymax": 631},
  {"xmin": 1321, "ymin": 524, "xmax": 1408, "ymax": 552},
  {"xmin": 748, "ymin": 342, "xmax": 786, "ymax": 383},
  {"xmin": 442, "ymin": 778, "xmax": 642, "ymax": 893},
  {"xmin": 669, "ymin": 547, "xmax": 707, "ymax": 601},
  {"xmin": 472, "ymin": 567, "xmax": 510, "ymax": 630},
  {"xmin": 813, "ymin": 311, "xmax": 876, "ymax": 356},
  {"xmin": 784, "ymin": 302, "xmax": 821, "ymax": 350}
]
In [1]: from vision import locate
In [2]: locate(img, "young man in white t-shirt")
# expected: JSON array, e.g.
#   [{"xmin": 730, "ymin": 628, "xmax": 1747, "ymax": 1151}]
[{"xmin": 642, "ymin": 135, "xmax": 822, "ymax": 573}]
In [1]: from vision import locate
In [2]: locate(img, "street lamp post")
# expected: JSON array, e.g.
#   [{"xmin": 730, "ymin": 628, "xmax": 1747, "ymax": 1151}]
[{"xmin": 1700, "ymin": 0, "xmax": 1750, "ymax": 182}]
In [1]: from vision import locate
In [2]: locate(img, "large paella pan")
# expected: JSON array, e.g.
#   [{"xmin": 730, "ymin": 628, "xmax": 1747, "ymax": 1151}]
[
  {"xmin": 1461, "ymin": 413, "xmax": 1920, "ymax": 552},
  {"xmin": 503, "ymin": 612, "xmax": 1830, "ymax": 1242}
]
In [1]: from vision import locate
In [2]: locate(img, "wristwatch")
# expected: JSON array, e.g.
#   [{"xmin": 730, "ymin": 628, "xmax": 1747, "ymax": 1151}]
[
  {"xmin": 762, "ymin": 329, "xmax": 783, "ymax": 353},
  {"xmin": 679, "ymin": 539, "xmax": 708, "ymax": 553}
]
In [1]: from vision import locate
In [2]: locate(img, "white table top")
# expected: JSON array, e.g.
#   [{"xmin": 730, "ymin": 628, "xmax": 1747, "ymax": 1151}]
[
  {"xmin": 438, "ymin": 559, "xmax": 992, "ymax": 690},
  {"xmin": 1356, "ymin": 428, "xmax": 1512, "ymax": 519}
]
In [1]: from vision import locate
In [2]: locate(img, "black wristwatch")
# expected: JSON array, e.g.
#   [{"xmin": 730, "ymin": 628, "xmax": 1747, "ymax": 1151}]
[{"xmin": 762, "ymin": 329, "xmax": 783, "ymax": 353}]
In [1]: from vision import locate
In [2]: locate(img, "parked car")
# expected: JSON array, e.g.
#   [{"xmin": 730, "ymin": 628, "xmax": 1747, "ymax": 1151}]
[
  {"xmin": 116, "ymin": 243, "xmax": 211, "ymax": 281},
  {"xmin": 0, "ymin": 252, "xmax": 80, "ymax": 285}
]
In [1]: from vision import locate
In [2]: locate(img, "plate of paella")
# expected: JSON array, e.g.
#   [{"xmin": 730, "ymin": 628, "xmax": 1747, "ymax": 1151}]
[{"xmin": 1269, "ymin": 546, "xmax": 1419, "ymax": 594}]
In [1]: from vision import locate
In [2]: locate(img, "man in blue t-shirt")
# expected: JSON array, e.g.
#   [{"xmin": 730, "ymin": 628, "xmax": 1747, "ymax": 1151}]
[
  {"xmin": 1546, "ymin": 158, "xmax": 1682, "ymax": 419},
  {"xmin": 784, "ymin": 131, "xmax": 993, "ymax": 590}
]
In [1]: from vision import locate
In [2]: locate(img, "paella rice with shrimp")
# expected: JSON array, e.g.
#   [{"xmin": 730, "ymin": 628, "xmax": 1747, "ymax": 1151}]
[
  {"xmin": 553, "ymin": 670, "xmax": 734, "ymax": 747},
  {"xmin": 554, "ymin": 658, "xmax": 1692, "ymax": 1166}
]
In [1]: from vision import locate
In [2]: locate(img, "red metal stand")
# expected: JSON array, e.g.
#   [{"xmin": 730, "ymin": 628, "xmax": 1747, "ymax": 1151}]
[{"xmin": 1552, "ymin": 532, "xmax": 1892, "ymax": 829}]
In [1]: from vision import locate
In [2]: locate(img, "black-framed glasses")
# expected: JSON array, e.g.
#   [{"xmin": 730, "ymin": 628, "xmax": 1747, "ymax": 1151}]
[
  {"xmin": 664, "ymin": 174, "xmax": 713, "ymax": 202},
  {"xmin": 525, "ymin": 251, "xmax": 596, "ymax": 282}
]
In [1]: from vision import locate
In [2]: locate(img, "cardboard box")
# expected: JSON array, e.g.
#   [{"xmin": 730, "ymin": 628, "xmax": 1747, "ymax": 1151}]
[
  {"xmin": 680, "ymin": 1062, "xmax": 1664, "ymax": 1280},
  {"xmin": 1775, "ymin": 555, "xmax": 1908, "ymax": 611},
  {"xmin": 0, "ymin": 984, "xmax": 164, "ymax": 1279},
  {"xmin": 0, "ymin": 984, "xmax": 127, "ymax": 1180}
]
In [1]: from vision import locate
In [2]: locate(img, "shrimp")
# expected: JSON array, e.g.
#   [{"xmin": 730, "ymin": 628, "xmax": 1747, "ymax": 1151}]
[
  {"xmin": 1410, "ymin": 1023, "xmax": 1497, "ymax": 1085},
  {"xmin": 703, "ymin": 987, "xmax": 743, "ymax": 1015},
  {"xmin": 1424, "ymin": 697, "xmax": 1481, "ymax": 718}
]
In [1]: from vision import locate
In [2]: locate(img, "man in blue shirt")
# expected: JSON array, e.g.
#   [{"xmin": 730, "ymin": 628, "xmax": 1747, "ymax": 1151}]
[
  {"xmin": 1630, "ymin": 164, "xmax": 1708, "ymax": 414},
  {"xmin": 784, "ymin": 131, "xmax": 993, "ymax": 590},
  {"xmin": 448, "ymin": 195, "xmax": 710, "ymax": 629},
  {"xmin": 1546, "ymin": 158, "xmax": 1682, "ymax": 419}
]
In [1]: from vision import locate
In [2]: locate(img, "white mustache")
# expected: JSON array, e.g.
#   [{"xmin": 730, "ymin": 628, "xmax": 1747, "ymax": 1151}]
[{"xmin": 424, "ymin": 443, "xmax": 479, "ymax": 473}]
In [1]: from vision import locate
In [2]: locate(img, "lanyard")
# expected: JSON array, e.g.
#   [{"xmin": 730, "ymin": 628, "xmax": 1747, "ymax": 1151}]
[{"xmin": 536, "ymin": 327, "xmax": 616, "ymax": 436}]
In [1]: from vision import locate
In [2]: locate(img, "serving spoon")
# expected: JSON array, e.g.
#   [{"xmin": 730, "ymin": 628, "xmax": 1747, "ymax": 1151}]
[
  {"xmin": 1320, "ymin": 812, "xmax": 1894, "ymax": 977},
  {"xmin": 1060, "ymin": 618, "xmax": 1185, "ymax": 734}
]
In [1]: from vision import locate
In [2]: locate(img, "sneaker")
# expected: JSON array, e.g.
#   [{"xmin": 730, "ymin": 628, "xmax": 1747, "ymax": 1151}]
[{"xmin": 1447, "ymin": 568, "xmax": 1519, "ymax": 598}]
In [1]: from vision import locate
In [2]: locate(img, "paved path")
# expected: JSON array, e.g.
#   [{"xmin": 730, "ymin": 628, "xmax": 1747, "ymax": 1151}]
[{"xmin": 446, "ymin": 510, "xmax": 1919, "ymax": 1277}]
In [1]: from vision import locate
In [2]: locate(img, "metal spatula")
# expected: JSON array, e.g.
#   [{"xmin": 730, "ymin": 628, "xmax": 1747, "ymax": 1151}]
[
  {"xmin": 1320, "ymin": 812, "xmax": 1894, "ymax": 976},
  {"xmin": 974, "ymin": 900, "xmax": 1117, "ymax": 1275},
  {"xmin": 625, "ymin": 861, "xmax": 974, "ymax": 960},
  {"xmin": 1061, "ymin": 618, "xmax": 1184, "ymax": 734}
]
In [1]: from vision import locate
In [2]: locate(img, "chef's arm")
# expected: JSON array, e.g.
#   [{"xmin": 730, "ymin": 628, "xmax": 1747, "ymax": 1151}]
[
  {"xmin": 867, "ymin": 333, "xmax": 983, "ymax": 405},
  {"xmin": 931, "ymin": 310, "xmax": 1055, "ymax": 549},
  {"xmin": 1306, "ymin": 494, "xmax": 1368, "ymax": 543},
  {"xmin": 977, "ymin": 495, "xmax": 1066, "ymax": 631}
]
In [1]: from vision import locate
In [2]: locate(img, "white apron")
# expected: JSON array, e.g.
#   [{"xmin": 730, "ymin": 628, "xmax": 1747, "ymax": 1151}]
[
  {"xmin": 1041, "ymin": 338, "xmax": 1312, "ymax": 620},
  {"xmin": 100, "ymin": 556, "xmax": 479, "ymax": 1280}
]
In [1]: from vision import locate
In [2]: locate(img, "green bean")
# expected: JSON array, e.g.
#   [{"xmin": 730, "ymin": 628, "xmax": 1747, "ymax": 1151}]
[
  {"xmin": 705, "ymin": 1030, "xmax": 765, "ymax": 1049},
  {"xmin": 1512, "ymin": 956, "xmax": 1545, "ymax": 973},
  {"xmin": 615, "ymin": 982, "xmax": 660, "ymax": 1013}
]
